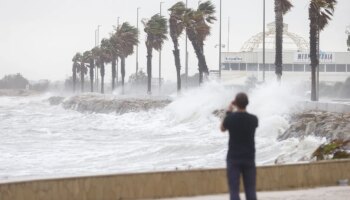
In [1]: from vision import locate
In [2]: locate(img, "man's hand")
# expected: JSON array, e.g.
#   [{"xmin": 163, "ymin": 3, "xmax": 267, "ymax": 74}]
[
  {"xmin": 220, "ymin": 123, "xmax": 226, "ymax": 132},
  {"xmin": 227, "ymin": 103, "xmax": 234, "ymax": 112}
]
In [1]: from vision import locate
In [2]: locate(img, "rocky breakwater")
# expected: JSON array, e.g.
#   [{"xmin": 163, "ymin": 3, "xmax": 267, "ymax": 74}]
[
  {"xmin": 0, "ymin": 89, "xmax": 39, "ymax": 96},
  {"xmin": 278, "ymin": 111, "xmax": 350, "ymax": 161},
  {"xmin": 59, "ymin": 94, "xmax": 172, "ymax": 114}
]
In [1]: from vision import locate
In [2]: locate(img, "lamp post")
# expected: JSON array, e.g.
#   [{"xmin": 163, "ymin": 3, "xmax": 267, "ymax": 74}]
[
  {"xmin": 159, "ymin": 1, "xmax": 164, "ymax": 91},
  {"xmin": 95, "ymin": 29, "xmax": 97, "ymax": 86},
  {"xmin": 95, "ymin": 29, "xmax": 97, "ymax": 47},
  {"xmin": 227, "ymin": 16, "xmax": 230, "ymax": 52},
  {"xmin": 262, "ymin": 0, "xmax": 266, "ymax": 82},
  {"xmin": 185, "ymin": 0, "xmax": 188, "ymax": 88},
  {"xmin": 136, "ymin": 8, "xmax": 140, "ymax": 79},
  {"xmin": 346, "ymin": 25, "xmax": 350, "ymax": 51},
  {"xmin": 97, "ymin": 25, "xmax": 101, "ymax": 46},
  {"xmin": 96, "ymin": 25, "xmax": 101, "ymax": 89},
  {"xmin": 218, "ymin": 0, "xmax": 222, "ymax": 79},
  {"xmin": 116, "ymin": 17, "xmax": 120, "ymax": 87},
  {"xmin": 216, "ymin": 44, "xmax": 225, "ymax": 79}
]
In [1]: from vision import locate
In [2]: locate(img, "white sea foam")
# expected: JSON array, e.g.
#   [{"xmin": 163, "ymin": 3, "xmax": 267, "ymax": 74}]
[{"xmin": 0, "ymin": 81, "xmax": 325, "ymax": 181}]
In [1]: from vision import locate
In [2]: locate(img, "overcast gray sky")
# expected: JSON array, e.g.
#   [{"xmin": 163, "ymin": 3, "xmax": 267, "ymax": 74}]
[{"xmin": 0, "ymin": 0, "xmax": 349, "ymax": 82}]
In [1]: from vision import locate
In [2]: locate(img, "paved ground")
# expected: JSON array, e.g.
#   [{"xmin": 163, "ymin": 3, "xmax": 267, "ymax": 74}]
[{"xmin": 159, "ymin": 186, "xmax": 350, "ymax": 200}]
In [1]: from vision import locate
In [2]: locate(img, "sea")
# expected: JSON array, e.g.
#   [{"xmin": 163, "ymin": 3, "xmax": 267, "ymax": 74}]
[{"xmin": 0, "ymin": 81, "xmax": 325, "ymax": 181}]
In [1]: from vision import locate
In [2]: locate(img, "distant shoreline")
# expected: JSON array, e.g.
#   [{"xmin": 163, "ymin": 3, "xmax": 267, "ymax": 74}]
[{"xmin": 0, "ymin": 89, "xmax": 40, "ymax": 97}]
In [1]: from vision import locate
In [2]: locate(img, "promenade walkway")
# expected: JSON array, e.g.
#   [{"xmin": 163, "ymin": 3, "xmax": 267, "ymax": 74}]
[{"xmin": 159, "ymin": 186, "xmax": 350, "ymax": 200}]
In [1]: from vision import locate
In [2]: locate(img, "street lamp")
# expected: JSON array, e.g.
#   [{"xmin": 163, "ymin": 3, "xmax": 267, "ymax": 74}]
[
  {"xmin": 227, "ymin": 16, "xmax": 230, "ymax": 52},
  {"xmin": 263, "ymin": 0, "xmax": 265, "ymax": 82},
  {"xmin": 116, "ymin": 17, "xmax": 120, "ymax": 87},
  {"xmin": 185, "ymin": 0, "xmax": 188, "ymax": 88},
  {"xmin": 262, "ymin": 0, "xmax": 266, "ymax": 82},
  {"xmin": 96, "ymin": 25, "xmax": 102, "ymax": 89},
  {"xmin": 97, "ymin": 25, "xmax": 101, "ymax": 46},
  {"xmin": 346, "ymin": 25, "xmax": 350, "ymax": 51},
  {"xmin": 136, "ymin": 7, "xmax": 140, "ymax": 78},
  {"xmin": 159, "ymin": 1, "xmax": 164, "ymax": 90},
  {"xmin": 218, "ymin": 0, "xmax": 222, "ymax": 79}
]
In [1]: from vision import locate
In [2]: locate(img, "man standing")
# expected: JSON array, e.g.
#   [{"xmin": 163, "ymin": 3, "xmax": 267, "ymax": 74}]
[{"xmin": 221, "ymin": 92, "xmax": 258, "ymax": 200}]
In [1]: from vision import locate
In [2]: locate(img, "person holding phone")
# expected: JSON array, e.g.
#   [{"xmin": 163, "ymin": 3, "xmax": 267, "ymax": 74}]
[{"xmin": 220, "ymin": 92, "xmax": 258, "ymax": 200}]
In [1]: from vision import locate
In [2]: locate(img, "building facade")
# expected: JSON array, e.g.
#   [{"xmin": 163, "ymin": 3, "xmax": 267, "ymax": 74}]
[{"xmin": 221, "ymin": 22, "xmax": 350, "ymax": 84}]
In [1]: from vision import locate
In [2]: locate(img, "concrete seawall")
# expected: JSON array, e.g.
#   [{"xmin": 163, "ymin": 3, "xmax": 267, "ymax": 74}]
[{"xmin": 1, "ymin": 159, "xmax": 350, "ymax": 200}]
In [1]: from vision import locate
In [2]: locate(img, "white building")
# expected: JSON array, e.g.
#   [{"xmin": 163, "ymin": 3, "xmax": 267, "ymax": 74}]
[{"xmin": 221, "ymin": 22, "xmax": 350, "ymax": 84}]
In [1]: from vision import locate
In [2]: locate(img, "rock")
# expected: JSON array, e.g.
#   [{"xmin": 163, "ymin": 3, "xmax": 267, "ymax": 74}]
[
  {"xmin": 274, "ymin": 155, "xmax": 288, "ymax": 165},
  {"xmin": 305, "ymin": 121, "xmax": 316, "ymax": 136},
  {"xmin": 212, "ymin": 109, "xmax": 226, "ymax": 119},
  {"xmin": 298, "ymin": 156, "xmax": 311, "ymax": 162},
  {"xmin": 278, "ymin": 111, "xmax": 350, "ymax": 141},
  {"xmin": 299, "ymin": 113, "xmax": 316, "ymax": 118},
  {"xmin": 48, "ymin": 96, "xmax": 65, "ymax": 105},
  {"xmin": 311, "ymin": 139, "xmax": 350, "ymax": 161},
  {"xmin": 62, "ymin": 94, "xmax": 172, "ymax": 114}
]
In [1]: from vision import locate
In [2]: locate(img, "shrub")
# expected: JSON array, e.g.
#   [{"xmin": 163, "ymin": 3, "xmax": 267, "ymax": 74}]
[{"xmin": 0, "ymin": 73, "xmax": 29, "ymax": 89}]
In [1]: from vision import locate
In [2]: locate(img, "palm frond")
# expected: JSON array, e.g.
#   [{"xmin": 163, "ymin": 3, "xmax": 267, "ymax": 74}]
[
  {"xmin": 198, "ymin": 1, "xmax": 216, "ymax": 16},
  {"xmin": 114, "ymin": 22, "xmax": 139, "ymax": 57},
  {"xmin": 310, "ymin": 0, "xmax": 337, "ymax": 31},
  {"xmin": 169, "ymin": 1, "xmax": 186, "ymax": 40},
  {"xmin": 72, "ymin": 52, "xmax": 82, "ymax": 62},
  {"xmin": 281, "ymin": 0, "xmax": 293, "ymax": 15},
  {"xmin": 143, "ymin": 14, "xmax": 168, "ymax": 51}
]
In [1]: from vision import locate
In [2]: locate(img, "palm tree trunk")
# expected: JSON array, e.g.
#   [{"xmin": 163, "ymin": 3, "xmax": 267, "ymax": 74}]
[
  {"xmin": 89, "ymin": 60, "xmax": 94, "ymax": 92},
  {"xmin": 111, "ymin": 58, "xmax": 116, "ymax": 90},
  {"xmin": 146, "ymin": 45, "xmax": 152, "ymax": 94},
  {"xmin": 121, "ymin": 56, "xmax": 126, "ymax": 93},
  {"xmin": 309, "ymin": 6, "xmax": 318, "ymax": 101},
  {"xmin": 189, "ymin": 39, "xmax": 207, "ymax": 84},
  {"xmin": 80, "ymin": 64, "xmax": 85, "ymax": 93},
  {"xmin": 100, "ymin": 62, "xmax": 105, "ymax": 94},
  {"xmin": 116, "ymin": 57, "xmax": 119, "ymax": 87},
  {"xmin": 171, "ymin": 37, "xmax": 182, "ymax": 92},
  {"xmin": 187, "ymin": 28, "xmax": 208, "ymax": 85},
  {"xmin": 199, "ymin": 42, "xmax": 209, "ymax": 83},
  {"xmin": 72, "ymin": 64, "xmax": 76, "ymax": 93},
  {"xmin": 275, "ymin": 0, "xmax": 283, "ymax": 82}
]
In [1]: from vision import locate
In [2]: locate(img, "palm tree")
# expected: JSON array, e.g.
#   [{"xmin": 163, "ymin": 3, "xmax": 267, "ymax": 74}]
[
  {"xmin": 72, "ymin": 53, "xmax": 82, "ymax": 93},
  {"xmin": 108, "ymin": 36, "xmax": 119, "ymax": 91},
  {"xmin": 275, "ymin": 0, "xmax": 293, "ymax": 82},
  {"xmin": 347, "ymin": 34, "xmax": 350, "ymax": 51},
  {"xmin": 111, "ymin": 22, "xmax": 139, "ymax": 92},
  {"xmin": 82, "ymin": 50, "xmax": 95, "ymax": 92},
  {"xmin": 169, "ymin": 1, "xmax": 186, "ymax": 92},
  {"xmin": 82, "ymin": 51, "xmax": 93, "ymax": 93},
  {"xmin": 99, "ymin": 39, "xmax": 113, "ymax": 94},
  {"xmin": 309, "ymin": 0, "xmax": 337, "ymax": 101},
  {"xmin": 184, "ymin": 1, "xmax": 216, "ymax": 84},
  {"xmin": 91, "ymin": 47, "xmax": 101, "ymax": 92},
  {"xmin": 143, "ymin": 14, "xmax": 168, "ymax": 94},
  {"xmin": 76, "ymin": 52, "xmax": 88, "ymax": 93}
]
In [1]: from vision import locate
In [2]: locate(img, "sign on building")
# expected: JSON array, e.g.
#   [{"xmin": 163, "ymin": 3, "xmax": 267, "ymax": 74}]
[
  {"xmin": 224, "ymin": 56, "xmax": 243, "ymax": 63},
  {"xmin": 294, "ymin": 52, "xmax": 335, "ymax": 63}
]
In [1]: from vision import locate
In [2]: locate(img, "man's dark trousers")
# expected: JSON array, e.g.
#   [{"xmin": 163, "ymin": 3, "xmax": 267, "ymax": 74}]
[{"xmin": 227, "ymin": 159, "xmax": 257, "ymax": 200}]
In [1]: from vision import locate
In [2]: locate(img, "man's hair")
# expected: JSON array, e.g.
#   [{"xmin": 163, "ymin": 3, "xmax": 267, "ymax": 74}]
[{"xmin": 233, "ymin": 92, "xmax": 249, "ymax": 109}]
